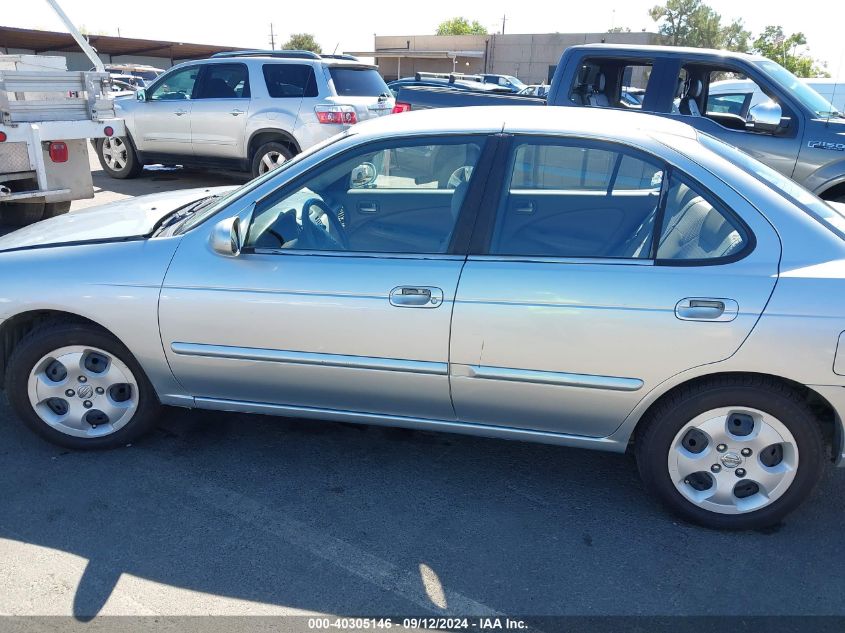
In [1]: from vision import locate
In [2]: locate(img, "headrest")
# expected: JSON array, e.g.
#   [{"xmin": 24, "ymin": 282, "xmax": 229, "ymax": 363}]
[
  {"xmin": 687, "ymin": 79, "xmax": 702, "ymax": 99},
  {"xmin": 595, "ymin": 73, "xmax": 606, "ymax": 91}
]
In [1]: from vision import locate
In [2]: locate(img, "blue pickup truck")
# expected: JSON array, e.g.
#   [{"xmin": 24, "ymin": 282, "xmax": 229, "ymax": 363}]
[{"xmin": 395, "ymin": 44, "xmax": 845, "ymax": 202}]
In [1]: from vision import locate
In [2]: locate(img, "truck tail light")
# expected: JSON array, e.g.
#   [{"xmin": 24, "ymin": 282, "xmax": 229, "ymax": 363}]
[
  {"xmin": 315, "ymin": 105, "xmax": 358, "ymax": 125},
  {"xmin": 0, "ymin": 131, "xmax": 6, "ymax": 142},
  {"xmin": 392, "ymin": 102, "xmax": 411, "ymax": 114},
  {"xmin": 49, "ymin": 141, "xmax": 68, "ymax": 163},
  {"xmin": 103, "ymin": 126, "xmax": 114, "ymax": 137}
]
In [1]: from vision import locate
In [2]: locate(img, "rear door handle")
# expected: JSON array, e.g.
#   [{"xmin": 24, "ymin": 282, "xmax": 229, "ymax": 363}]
[
  {"xmin": 675, "ymin": 297, "xmax": 738, "ymax": 322},
  {"xmin": 230, "ymin": 109, "xmax": 245, "ymax": 116},
  {"xmin": 174, "ymin": 109, "xmax": 188, "ymax": 116},
  {"xmin": 389, "ymin": 286, "xmax": 443, "ymax": 308},
  {"xmin": 358, "ymin": 201, "xmax": 378, "ymax": 214}
]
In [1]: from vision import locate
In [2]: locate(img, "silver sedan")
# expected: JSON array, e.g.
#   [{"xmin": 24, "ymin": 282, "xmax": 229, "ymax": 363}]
[{"xmin": 1, "ymin": 106, "xmax": 844, "ymax": 530}]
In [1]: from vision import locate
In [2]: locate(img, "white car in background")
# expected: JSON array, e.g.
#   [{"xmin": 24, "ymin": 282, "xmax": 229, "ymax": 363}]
[{"xmin": 709, "ymin": 78, "xmax": 843, "ymax": 117}]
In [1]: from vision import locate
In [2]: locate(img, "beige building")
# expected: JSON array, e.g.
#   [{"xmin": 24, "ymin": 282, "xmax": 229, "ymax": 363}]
[{"xmin": 351, "ymin": 31, "xmax": 659, "ymax": 84}]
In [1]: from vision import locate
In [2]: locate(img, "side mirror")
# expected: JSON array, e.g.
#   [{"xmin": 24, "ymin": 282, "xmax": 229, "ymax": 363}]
[
  {"xmin": 350, "ymin": 162, "xmax": 377, "ymax": 188},
  {"xmin": 136, "ymin": 88, "xmax": 146, "ymax": 101},
  {"xmin": 210, "ymin": 216, "xmax": 242, "ymax": 257},
  {"xmin": 746, "ymin": 100, "xmax": 782, "ymax": 133}
]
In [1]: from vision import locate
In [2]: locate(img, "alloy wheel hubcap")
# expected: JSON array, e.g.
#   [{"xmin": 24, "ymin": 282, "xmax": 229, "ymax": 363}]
[
  {"xmin": 258, "ymin": 151, "xmax": 286, "ymax": 174},
  {"xmin": 102, "ymin": 137, "xmax": 127, "ymax": 171},
  {"xmin": 27, "ymin": 345, "xmax": 139, "ymax": 438},
  {"xmin": 667, "ymin": 407, "xmax": 798, "ymax": 515}
]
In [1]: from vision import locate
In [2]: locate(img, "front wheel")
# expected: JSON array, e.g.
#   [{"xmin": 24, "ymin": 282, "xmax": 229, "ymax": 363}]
[
  {"xmin": 96, "ymin": 136, "xmax": 143, "ymax": 179},
  {"xmin": 636, "ymin": 377, "xmax": 824, "ymax": 530},
  {"xmin": 5, "ymin": 322, "xmax": 160, "ymax": 449}
]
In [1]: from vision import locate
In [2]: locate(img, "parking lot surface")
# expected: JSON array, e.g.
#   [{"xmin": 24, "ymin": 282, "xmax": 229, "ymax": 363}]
[{"xmin": 1, "ymin": 157, "xmax": 844, "ymax": 618}]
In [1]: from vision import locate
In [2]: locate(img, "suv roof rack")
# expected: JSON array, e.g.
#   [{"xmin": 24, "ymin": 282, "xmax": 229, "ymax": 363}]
[{"xmin": 211, "ymin": 49, "xmax": 321, "ymax": 60}]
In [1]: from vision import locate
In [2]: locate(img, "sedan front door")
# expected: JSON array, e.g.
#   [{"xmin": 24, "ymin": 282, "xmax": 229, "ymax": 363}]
[
  {"xmin": 159, "ymin": 134, "xmax": 492, "ymax": 421},
  {"xmin": 449, "ymin": 136, "xmax": 780, "ymax": 438}
]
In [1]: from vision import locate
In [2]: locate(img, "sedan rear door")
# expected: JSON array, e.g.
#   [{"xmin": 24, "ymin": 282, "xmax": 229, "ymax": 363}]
[{"xmin": 449, "ymin": 135, "xmax": 780, "ymax": 438}]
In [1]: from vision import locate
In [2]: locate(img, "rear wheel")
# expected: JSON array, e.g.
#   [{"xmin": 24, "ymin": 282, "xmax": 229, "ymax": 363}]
[
  {"xmin": 251, "ymin": 142, "xmax": 293, "ymax": 179},
  {"xmin": 5, "ymin": 322, "xmax": 160, "ymax": 449},
  {"xmin": 0, "ymin": 201, "xmax": 45, "ymax": 226},
  {"xmin": 96, "ymin": 136, "xmax": 143, "ymax": 179},
  {"xmin": 636, "ymin": 376, "xmax": 824, "ymax": 530},
  {"xmin": 42, "ymin": 201, "xmax": 72, "ymax": 220}
]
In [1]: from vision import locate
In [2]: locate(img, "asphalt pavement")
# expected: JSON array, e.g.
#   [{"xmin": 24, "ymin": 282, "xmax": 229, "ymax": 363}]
[{"xmin": 0, "ymin": 155, "xmax": 844, "ymax": 619}]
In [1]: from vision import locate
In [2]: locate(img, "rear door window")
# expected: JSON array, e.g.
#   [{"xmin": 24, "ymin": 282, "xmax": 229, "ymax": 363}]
[
  {"xmin": 263, "ymin": 64, "xmax": 317, "ymax": 98},
  {"xmin": 196, "ymin": 63, "xmax": 249, "ymax": 99},
  {"xmin": 490, "ymin": 139, "xmax": 665, "ymax": 258},
  {"xmin": 328, "ymin": 67, "xmax": 389, "ymax": 97}
]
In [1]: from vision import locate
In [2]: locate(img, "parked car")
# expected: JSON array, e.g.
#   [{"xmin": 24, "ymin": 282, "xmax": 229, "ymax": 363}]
[
  {"xmin": 710, "ymin": 77, "xmax": 845, "ymax": 119},
  {"xmin": 3, "ymin": 106, "xmax": 845, "ymax": 530},
  {"xmin": 806, "ymin": 78, "xmax": 845, "ymax": 113},
  {"xmin": 393, "ymin": 85, "xmax": 544, "ymax": 111},
  {"xmin": 97, "ymin": 50, "xmax": 395, "ymax": 179},
  {"xmin": 518, "ymin": 84, "xmax": 549, "ymax": 98},
  {"xmin": 103, "ymin": 63, "xmax": 164, "ymax": 84},
  {"xmin": 388, "ymin": 75, "xmax": 512, "ymax": 96},
  {"xmin": 398, "ymin": 44, "xmax": 845, "ymax": 203}
]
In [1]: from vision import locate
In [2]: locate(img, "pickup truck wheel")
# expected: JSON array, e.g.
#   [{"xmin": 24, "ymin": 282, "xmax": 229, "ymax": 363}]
[
  {"xmin": 0, "ymin": 201, "xmax": 45, "ymax": 226},
  {"xmin": 5, "ymin": 321, "xmax": 161, "ymax": 450},
  {"xmin": 636, "ymin": 376, "xmax": 824, "ymax": 530},
  {"xmin": 42, "ymin": 201, "xmax": 72, "ymax": 220},
  {"xmin": 251, "ymin": 142, "xmax": 293, "ymax": 179},
  {"xmin": 96, "ymin": 136, "xmax": 143, "ymax": 179}
]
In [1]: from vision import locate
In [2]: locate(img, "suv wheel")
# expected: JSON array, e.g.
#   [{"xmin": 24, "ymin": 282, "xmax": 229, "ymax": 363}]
[
  {"xmin": 96, "ymin": 136, "xmax": 143, "ymax": 179},
  {"xmin": 251, "ymin": 142, "xmax": 293, "ymax": 178},
  {"xmin": 6, "ymin": 321, "xmax": 160, "ymax": 449},
  {"xmin": 636, "ymin": 376, "xmax": 824, "ymax": 530}
]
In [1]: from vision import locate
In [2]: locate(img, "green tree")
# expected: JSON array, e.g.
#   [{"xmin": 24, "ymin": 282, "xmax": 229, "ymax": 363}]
[
  {"xmin": 607, "ymin": 26, "xmax": 632, "ymax": 33},
  {"xmin": 649, "ymin": 0, "xmax": 750, "ymax": 51},
  {"xmin": 752, "ymin": 26, "xmax": 829, "ymax": 77},
  {"xmin": 436, "ymin": 17, "xmax": 488, "ymax": 36},
  {"xmin": 282, "ymin": 33, "xmax": 321, "ymax": 54}
]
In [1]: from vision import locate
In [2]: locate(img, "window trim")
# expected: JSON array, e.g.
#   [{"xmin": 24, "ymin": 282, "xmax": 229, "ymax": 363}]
[
  {"xmin": 240, "ymin": 133, "xmax": 498, "ymax": 257},
  {"xmin": 470, "ymin": 133, "xmax": 756, "ymax": 266}
]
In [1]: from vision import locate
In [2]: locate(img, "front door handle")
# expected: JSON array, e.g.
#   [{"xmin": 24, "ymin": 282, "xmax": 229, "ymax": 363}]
[
  {"xmin": 389, "ymin": 286, "xmax": 443, "ymax": 308},
  {"xmin": 230, "ymin": 109, "xmax": 245, "ymax": 116},
  {"xmin": 174, "ymin": 109, "xmax": 188, "ymax": 116},
  {"xmin": 675, "ymin": 297, "xmax": 739, "ymax": 322}
]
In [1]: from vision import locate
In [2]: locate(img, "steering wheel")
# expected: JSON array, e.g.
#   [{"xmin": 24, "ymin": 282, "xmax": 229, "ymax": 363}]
[
  {"xmin": 301, "ymin": 197, "xmax": 350, "ymax": 250},
  {"xmin": 447, "ymin": 165, "xmax": 473, "ymax": 188}
]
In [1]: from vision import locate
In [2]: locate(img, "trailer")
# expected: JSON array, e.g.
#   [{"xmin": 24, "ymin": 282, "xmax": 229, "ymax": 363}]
[{"xmin": 0, "ymin": 0, "xmax": 125, "ymax": 226}]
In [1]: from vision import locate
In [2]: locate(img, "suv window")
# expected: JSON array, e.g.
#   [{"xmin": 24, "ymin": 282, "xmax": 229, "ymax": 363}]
[
  {"xmin": 245, "ymin": 137, "xmax": 483, "ymax": 254},
  {"xmin": 655, "ymin": 174, "xmax": 748, "ymax": 260},
  {"xmin": 490, "ymin": 140, "xmax": 665, "ymax": 258},
  {"xmin": 196, "ymin": 63, "xmax": 249, "ymax": 99},
  {"xmin": 263, "ymin": 64, "xmax": 317, "ymax": 98},
  {"xmin": 328, "ymin": 67, "xmax": 389, "ymax": 97},
  {"xmin": 149, "ymin": 66, "xmax": 199, "ymax": 101}
]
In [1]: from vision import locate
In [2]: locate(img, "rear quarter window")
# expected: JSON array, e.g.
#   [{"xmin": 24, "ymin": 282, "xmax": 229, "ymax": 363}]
[{"xmin": 328, "ymin": 67, "xmax": 389, "ymax": 97}]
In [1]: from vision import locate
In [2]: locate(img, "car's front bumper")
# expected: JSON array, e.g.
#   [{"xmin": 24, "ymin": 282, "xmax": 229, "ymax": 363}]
[{"xmin": 809, "ymin": 385, "xmax": 845, "ymax": 465}]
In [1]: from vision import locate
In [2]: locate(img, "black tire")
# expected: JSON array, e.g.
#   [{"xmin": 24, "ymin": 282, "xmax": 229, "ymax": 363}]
[
  {"xmin": 5, "ymin": 321, "xmax": 161, "ymax": 450},
  {"xmin": 635, "ymin": 375, "xmax": 825, "ymax": 530},
  {"xmin": 0, "ymin": 201, "xmax": 45, "ymax": 226},
  {"xmin": 96, "ymin": 136, "xmax": 143, "ymax": 179},
  {"xmin": 42, "ymin": 201, "xmax": 72, "ymax": 220},
  {"xmin": 251, "ymin": 142, "xmax": 294, "ymax": 179}
]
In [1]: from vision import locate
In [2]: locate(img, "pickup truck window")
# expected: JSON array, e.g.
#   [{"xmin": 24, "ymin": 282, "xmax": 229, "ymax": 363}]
[
  {"xmin": 490, "ymin": 140, "xmax": 665, "ymax": 258},
  {"xmin": 755, "ymin": 60, "xmax": 840, "ymax": 118},
  {"xmin": 570, "ymin": 59, "xmax": 653, "ymax": 110},
  {"xmin": 263, "ymin": 64, "xmax": 318, "ymax": 98}
]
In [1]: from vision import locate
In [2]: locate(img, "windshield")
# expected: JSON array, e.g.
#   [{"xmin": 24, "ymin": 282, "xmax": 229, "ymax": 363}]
[
  {"xmin": 175, "ymin": 133, "xmax": 351, "ymax": 234},
  {"xmin": 754, "ymin": 60, "xmax": 840, "ymax": 118},
  {"xmin": 328, "ymin": 67, "xmax": 389, "ymax": 97},
  {"xmin": 698, "ymin": 133, "xmax": 845, "ymax": 236},
  {"xmin": 505, "ymin": 76, "xmax": 527, "ymax": 91}
]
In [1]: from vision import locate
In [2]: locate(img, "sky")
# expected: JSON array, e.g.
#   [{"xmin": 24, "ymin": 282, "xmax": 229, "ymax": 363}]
[{"xmin": 8, "ymin": 0, "xmax": 845, "ymax": 75}]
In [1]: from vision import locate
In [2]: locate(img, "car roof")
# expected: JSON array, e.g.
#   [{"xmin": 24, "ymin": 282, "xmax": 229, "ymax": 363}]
[
  {"xmin": 571, "ymin": 43, "xmax": 768, "ymax": 63},
  {"xmin": 352, "ymin": 106, "xmax": 697, "ymax": 142}
]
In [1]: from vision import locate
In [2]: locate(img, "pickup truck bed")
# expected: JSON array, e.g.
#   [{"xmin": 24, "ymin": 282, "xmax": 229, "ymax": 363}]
[{"xmin": 394, "ymin": 85, "xmax": 545, "ymax": 110}]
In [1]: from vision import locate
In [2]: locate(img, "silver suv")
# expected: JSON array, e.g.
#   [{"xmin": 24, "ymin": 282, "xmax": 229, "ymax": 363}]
[{"xmin": 96, "ymin": 50, "xmax": 395, "ymax": 179}]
